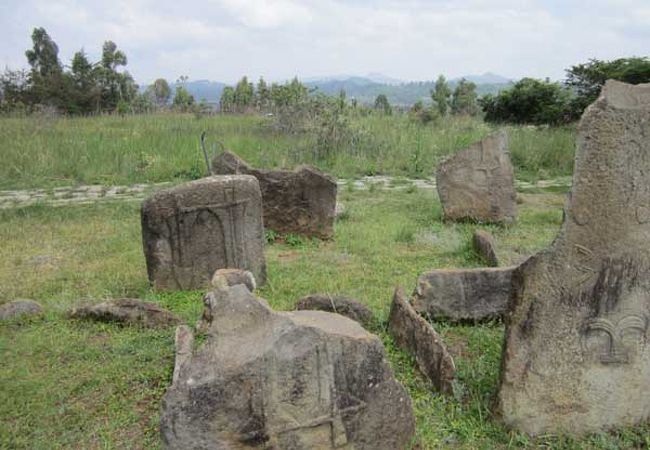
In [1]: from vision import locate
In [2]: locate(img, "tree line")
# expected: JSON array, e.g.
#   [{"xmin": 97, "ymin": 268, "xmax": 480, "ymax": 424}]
[{"xmin": 2, "ymin": 27, "xmax": 648, "ymax": 125}]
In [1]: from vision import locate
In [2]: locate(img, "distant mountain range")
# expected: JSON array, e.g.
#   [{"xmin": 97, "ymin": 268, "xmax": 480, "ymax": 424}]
[{"xmin": 154, "ymin": 72, "xmax": 513, "ymax": 107}]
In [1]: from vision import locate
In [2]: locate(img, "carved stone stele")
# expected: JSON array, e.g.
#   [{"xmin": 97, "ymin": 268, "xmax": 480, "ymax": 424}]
[
  {"xmin": 161, "ymin": 285, "xmax": 415, "ymax": 449},
  {"xmin": 496, "ymin": 81, "xmax": 650, "ymax": 435},
  {"xmin": 141, "ymin": 175, "xmax": 266, "ymax": 291},
  {"xmin": 436, "ymin": 130, "xmax": 516, "ymax": 224}
]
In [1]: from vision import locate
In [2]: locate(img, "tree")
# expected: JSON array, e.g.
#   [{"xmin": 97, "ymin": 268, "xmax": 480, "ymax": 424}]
[
  {"xmin": 24, "ymin": 27, "xmax": 69, "ymax": 109},
  {"xmin": 374, "ymin": 94, "xmax": 391, "ymax": 114},
  {"xmin": 451, "ymin": 78, "xmax": 478, "ymax": 115},
  {"xmin": 173, "ymin": 85, "xmax": 195, "ymax": 112},
  {"xmin": 97, "ymin": 40, "xmax": 136, "ymax": 111},
  {"xmin": 0, "ymin": 68, "xmax": 31, "ymax": 112},
  {"xmin": 256, "ymin": 77, "xmax": 270, "ymax": 110},
  {"xmin": 480, "ymin": 78, "xmax": 574, "ymax": 125},
  {"xmin": 566, "ymin": 57, "xmax": 650, "ymax": 112},
  {"xmin": 431, "ymin": 75, "xmax": 451, "ymax": 116},
  {"xmin": 219, "ymin": 86, "xmax": 235, "ymax": 113},
  {"xmin": 70, "ymin": 50, "xmax": 100, "ymax": 113},
  {"xmin": 233, "ymin": 76, "xmax": 254, "ymax": 112},
  {"xmin": 151, "ymin": 78, "xmax": 171, "ymax": 107}
]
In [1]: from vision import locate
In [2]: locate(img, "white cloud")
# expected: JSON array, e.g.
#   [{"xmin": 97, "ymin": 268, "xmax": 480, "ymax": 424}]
[{"xmin": 0, "ymin": 0, "xmax": 647, "ymax": 84}]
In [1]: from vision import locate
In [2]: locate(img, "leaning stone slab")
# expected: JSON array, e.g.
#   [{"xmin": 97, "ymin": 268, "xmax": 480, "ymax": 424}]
[
  {"xmin": 0, "ymin": 299, "xmax": 43, "ymax": 321},
  {"xmin": 162, "ymin": 285, "xmax": 415, "ymax": 449},
  {"xmin": 141, "ymin": 175, "xmax": 266, "ymax": 290},
  {"xmin": 412, "ymin": 266, "xmax": 516, "ymax": 322},
  {"xmin": 497, "ymin": 81, "xmax": 650, "ymax": 436},
  {"xmin": 472, "ymin": 229, "xmax": 499, "ymax": 267},
  {"xmin": 212, "ymin": 151, "xmax": 337, "ymax": 239},
  {"xmin": 295, "ymin": 294, "xmax": 374, "ymax": 327},
  {"xmin": 388, "ymin": 287, "xmax": 456, "ymax": 394},
  {"xmin": 70, "ymin": 299, "xmax": 181, "ymax": 328},
  {"xmin": 436, "ymin": 130, "xmax": 516, "ymax": 224}
]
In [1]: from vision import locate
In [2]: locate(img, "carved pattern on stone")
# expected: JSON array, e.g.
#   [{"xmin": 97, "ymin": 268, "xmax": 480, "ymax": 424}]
[{"xmin": 584, "ymin": 313, "xmax": 648, "ymax": 364}]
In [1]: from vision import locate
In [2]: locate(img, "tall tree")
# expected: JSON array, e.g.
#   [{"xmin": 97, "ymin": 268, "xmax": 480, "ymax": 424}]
[
  {"xmin": 256, "ymin": 77, "xmax": 270, "ymax": 110},
  {"xmin": 219, "ymin": 86, "xmax": 235, "ymax": 113},
  {"xmin": 24, "ymin": 27, "xmax": 68, "ymax": 108},
  {"xmin": 234, "ymin": 76, "xmax": 254, "ymax": 112},
  {"xmin": 97, "ymin": 40, "xmax": 136, "ymax": 111},
  {"xmin": 151, "ymin": 78, "xmax": 171, "ymax": 106},
  {"xmin": 565, "ymin": 57, "xmax": 650, "ymax": 111},
  {"xmin": 70, "ymin": 50, "xmax": 100, "ymax": 113},
  {"xmin": 374, "ymin": 94, "xmax": 391, "ymax": 115},
  {"xmin": 432, "ymin": 75, "xmax": 451, "ymax": 116},
  {"xmin": 451, "ymin": 78, "xmax": 478, "ymax": 116}
]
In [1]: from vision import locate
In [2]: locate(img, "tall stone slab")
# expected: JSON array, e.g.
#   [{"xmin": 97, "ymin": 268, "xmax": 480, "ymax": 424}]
[
  {"xmin": 212, "ymin": 151, "xmax": 337, "ymax": 239},
  {"xmin": 436, "ymin": 130, "xmax": 516, "ymax": 224},
  {"xmin": 497, "ymin": 81, "xmax": 650, "ymax": 435},
  {"xmin": 161, "ymin": 285, "xmax": 415, "ymax": 449},
  {"xmin": 141, "ymin": 175, "xmax": 266, "ymax": 291}
]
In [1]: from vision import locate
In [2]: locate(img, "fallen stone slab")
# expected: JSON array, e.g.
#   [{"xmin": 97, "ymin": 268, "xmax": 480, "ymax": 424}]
[
  {"xmin": 70, "ymin": 299, "xmax": 181, "ymax": 328},
  {"xmin": 141, "ymin": 175, "xmax": 266, "ymax": 290},
  {"xmin": 497, "ymin": 80, "xmax": 650, "ymax": 436},
  {"xmin": 388, "ymin": 287, "xmax": 456, "ymax": 394},
  {"xmin": 161, "ymin": 285, "xmax": 415, "ymax": 449},
  {"xmin": 0, "ymin": 299, "xmax": 43, "ymax": 321},
  {"xmin": 295, "ymin": 294, "xmax": 374, "ymax": 327},
  {"xmin": 436, "ymin": 130, "xmax": 516, "ymax": 224},
  {"xmin": 472, "ymin": 229, "xmax": 499, "ymax": 267},
  {"xmin": 212, "ymin": 151, "xmax": 337, "ymax": 239},
  {"xmin": 412, "ymin": 266, "xmax": 516, "ymax": 322}
]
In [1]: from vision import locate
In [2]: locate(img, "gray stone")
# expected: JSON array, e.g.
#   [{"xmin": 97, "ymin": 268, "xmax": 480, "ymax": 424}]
[
  {"xmin": 436, "ymin": 130, "xmax": 516, "ymax": 224},
  {"xmin": 141, "ymin": 175, "xmax": 266, "ymax": 291},
  {"xmin": 295, "ymin": 294, "xmax": 374, "ymax": 327},
  {"xmin": 412, "ymin": 266, "xmax": 515, "ymax": 322},
  {"xmin": 472, "ymin": 229, "xmax": 499, "ymax": 267},
  {"xmin": 70, "ymin": 299, "xmax": 181, "ymax": 328},
  {"xmin": 0, "ymin": 299, "xmax": 43, "ymax": 320},
  {"xmin": 497, "ymin": 81, "xmax": 650, "ymax": 436},
  {"xmin": 211, "ymin": 268, "xmax": 256, "ymax": 292},
  {"xmin": 212, "ymin": 151, "xmax": 337, "ymax": 239},
  {"xmin": 161, "ymin": 285, "xmax": 415, "ymax": 449},
  {"xmin": 388, "ymin": 287, "xmax": 456, "ymax": 394}
]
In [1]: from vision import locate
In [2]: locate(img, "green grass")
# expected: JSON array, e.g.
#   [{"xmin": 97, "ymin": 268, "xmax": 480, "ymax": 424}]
[
  {"xmin": 2, "ymin": 188, "xmax": 647, "ymax": 449},
  {"xmin": 0, "ymin": 113, "xmax": 576, "ymax": 189}
]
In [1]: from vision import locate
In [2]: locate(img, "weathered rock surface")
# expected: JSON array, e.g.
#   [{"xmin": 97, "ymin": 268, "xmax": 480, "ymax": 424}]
[
  {"xmin": 0, "ymin": 299, "xmax": 43, "ymax": 320},
  {"xmin": 388, "ymin": 287, "xmax": 455, "ymax": 394},
  {"xmin": 472, "ymin": 229, "xmax": 499, "ymax": 267},
  {"xmin": 70, "ymin": 299, "xmax": 181, "ymax": 328},
  {"xmin": 141, "ymin": 175, "xmax": 266, "ymax": 290},
  {"xmin": 436, "ymin": 130, "xmax": 516, "ymax": 224},
  {"xmin": 212, "ymin": 151, "xmax": 337, "ymax": 239},
  {"xmin": 295, "ymin": 294, "xmax": 374, "ymax": 327},
  {"xmin": 161, "ymin": 285, "xmax": 415, "ymax": 449},
  {"xmin": 412, "ymin": 266, "xmax": 515, "ymax": 321},
  {"xmin": 211, "ymin": 268, "xmax": 256, "ymax": 292},
  {"xmin": 497, "ymin": 81, "xmax": 650, "ymax": 436}
]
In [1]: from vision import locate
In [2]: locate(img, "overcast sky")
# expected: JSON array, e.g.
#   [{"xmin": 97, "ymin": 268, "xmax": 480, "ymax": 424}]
[{"xmin": 1, "ymin": 0, "xmax": 648, "ymax": 85}]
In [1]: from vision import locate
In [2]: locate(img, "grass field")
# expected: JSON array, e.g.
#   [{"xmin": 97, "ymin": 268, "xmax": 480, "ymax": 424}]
[
  {"xmin": 0, "ymin": 113, "xmax": 576, "ymax": 189},
  {"xmin": 1, "ymin": 113, "xmax": 647, "ymax": 449}
]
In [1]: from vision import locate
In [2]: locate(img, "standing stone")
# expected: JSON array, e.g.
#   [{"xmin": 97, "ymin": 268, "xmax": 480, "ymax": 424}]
[
  {"xmin": 497, "ymin": 81, "xmax": 650, "ymax": 436},
  {"xmin": 436, "ymin": 130, "xmax": 516, "ymax": 224},
  {"xmin": 472, "ymin": 229, "xmax": 499, "ymax": 267},
  {"xmin": 141, "ymin": 175, "xmax": 266, "ymax": 290},
  {"xmin": 161, "ymin": 285, "xmax": 415, "ymax": 449},
  {"xmin": 412, "ymin": 266, "xmax": 515, "ymax": 322},
  {"xmin": 388, "ymin": 287, "xmax": 456, "ymax": 394},
  {"xmin": 212, "ymin": 151, "xmax": 337, "ymax": 239}
]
